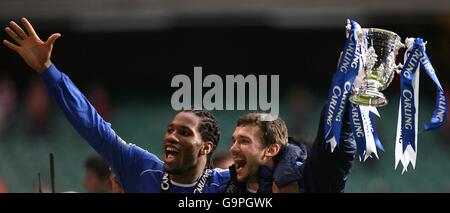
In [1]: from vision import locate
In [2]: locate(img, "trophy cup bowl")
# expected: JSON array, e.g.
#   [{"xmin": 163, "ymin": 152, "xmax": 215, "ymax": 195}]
[{"xmin": 349, "ymin": 28, "xmax": 404, "ymax": 107}]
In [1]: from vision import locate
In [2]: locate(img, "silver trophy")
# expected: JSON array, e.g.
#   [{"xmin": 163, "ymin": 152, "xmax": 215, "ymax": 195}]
[{"xmin": 349, "ymin": 28, "xmax": 405, "ymax": 107}]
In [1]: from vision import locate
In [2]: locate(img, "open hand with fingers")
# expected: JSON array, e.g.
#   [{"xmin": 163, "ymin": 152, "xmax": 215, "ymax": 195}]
[{"xmin": 3, "ymin": 17, "xmax": 61, "ymax": 73}]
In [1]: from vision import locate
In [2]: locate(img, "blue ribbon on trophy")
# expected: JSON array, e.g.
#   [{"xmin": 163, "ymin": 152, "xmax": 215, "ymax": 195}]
[
  {"xmin": 325, "ymin": 20, "xmax": 385, "ymax": 160},
  {"xmin": 323, "ymin": 19, "xmax": 361, "ymax": 152},
  {"xmin": 327, "ymin": 20, "xmax": 448, "ymax": 171},
  {"xmin": 349, "ymin": 103, "xmax": 385, "ymax": 161},
  {"xmin": 370, "ymin": 109, "xmax": 384, "ymax": 155},
  {"xmin": 395, "ymin": 38, "xmax": 448, "ymax": 173},
  {"xmin": 347, "ymin": 27, "xmax": 385, "ymax": 161},
  {"xmin": 348, "ymin": 103, "xmax": 366, "ymax": 159}
]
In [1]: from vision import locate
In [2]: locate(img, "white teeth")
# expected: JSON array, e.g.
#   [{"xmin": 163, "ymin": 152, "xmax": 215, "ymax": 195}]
[{"xmin": 166, "ymin": 147, "xmax": 179, "ymax": 152}]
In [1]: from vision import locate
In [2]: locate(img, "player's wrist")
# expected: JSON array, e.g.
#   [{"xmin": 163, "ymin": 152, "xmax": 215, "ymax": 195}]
[{"xmin": 36, "ymin": 61, "xmax": 53, "ymax": 74}]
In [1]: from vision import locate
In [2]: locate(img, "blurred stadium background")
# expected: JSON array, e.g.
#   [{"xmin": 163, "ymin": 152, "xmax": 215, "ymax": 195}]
[{"xmin": 0, "ymin": 0, "xmax": 449, "ymax": 192}]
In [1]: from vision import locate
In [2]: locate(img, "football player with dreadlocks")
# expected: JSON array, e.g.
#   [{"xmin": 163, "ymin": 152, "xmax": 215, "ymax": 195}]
[{"xmin": 3, "ymin": 17, "xmax": 229, "ymax": 193}]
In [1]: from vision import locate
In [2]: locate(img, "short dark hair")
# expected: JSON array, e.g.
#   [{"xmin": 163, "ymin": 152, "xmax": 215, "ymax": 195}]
[
  {"xmin": 183, "ymin": 109, "xmax": 221, "ymax": 167},
  {"xmin": 84, "ymin": 155, "xmax": 110, "ymax": 180},
  {"xmin": 236, "ymin": 113, "xmax": 288, "ymax": 149}
]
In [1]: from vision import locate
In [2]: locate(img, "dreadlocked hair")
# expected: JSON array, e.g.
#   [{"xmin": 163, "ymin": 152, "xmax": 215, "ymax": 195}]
[{"xmin": 183, "ymin": 109, "xmax": 221, "ymax": 169}]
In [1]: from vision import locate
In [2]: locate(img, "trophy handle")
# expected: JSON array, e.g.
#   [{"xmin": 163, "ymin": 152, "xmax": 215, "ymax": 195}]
[
  {"xmin": 395, "ymin": 40, "xmax": 406, "ymax": 74},
  {"xmin": 345, "ymin": 19, "xmax": 364, "ymax": 39},
  {"xmin": 395, "ymin": 64, "xmax": 403, "ymax": 74},
  {"xmin": 345, "ymin": 20, "xmax": 351, "ymax": 38}
]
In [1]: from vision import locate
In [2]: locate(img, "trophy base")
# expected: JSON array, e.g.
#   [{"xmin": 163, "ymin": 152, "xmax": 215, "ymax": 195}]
[{"xmin": 349, "ymin": 90, "xmax": 388, "ymax": 107}]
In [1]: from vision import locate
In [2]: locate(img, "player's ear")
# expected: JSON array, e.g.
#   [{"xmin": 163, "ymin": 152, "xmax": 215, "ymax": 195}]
[
  {"xmin": 200, "ymin": 141, "xmax": 214, "ymax": 155},
  {"xmin": 264, "ymin": 143, "xmax": 281, "ymax": 158}
]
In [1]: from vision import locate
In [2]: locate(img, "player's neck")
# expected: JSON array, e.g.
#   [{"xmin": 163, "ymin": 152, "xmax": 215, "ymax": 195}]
[{"xmin": 171, "ymin": 158, "xmax": 207, "ymax": 184}]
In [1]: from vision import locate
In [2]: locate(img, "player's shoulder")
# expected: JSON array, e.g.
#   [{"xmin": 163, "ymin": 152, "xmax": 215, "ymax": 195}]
[
  {"xmin": 212, "ymin": 167, "xmax": 229, "ymax": 175},
  {"xmin": 210, "ymin": 168, "xmax": 230, "ymax": 183},
  {"xmin": 117, "ymin": 135, "xmax": 162, "ymax": 161},
  {"xmin": 123, "ymin": 141, "xmax": 164, "ymax": 170}
]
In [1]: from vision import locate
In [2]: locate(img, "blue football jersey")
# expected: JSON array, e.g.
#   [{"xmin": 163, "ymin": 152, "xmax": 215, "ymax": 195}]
[{"xmin": 41, "ymin": 65, "xmax": 230, "ymax": 192}]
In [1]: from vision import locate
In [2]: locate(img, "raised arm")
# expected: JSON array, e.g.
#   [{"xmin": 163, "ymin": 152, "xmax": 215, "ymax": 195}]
[
  {"xmin": 302, "ymin": 105, "xmax": 356, "ymax": 192},
  {"xmin": 3, "ymin": 18, "xmax": 162, "ymax": 191},
  {"xmin": 3, "ymin": 18, "xmax": 59, "ymax": 73}
]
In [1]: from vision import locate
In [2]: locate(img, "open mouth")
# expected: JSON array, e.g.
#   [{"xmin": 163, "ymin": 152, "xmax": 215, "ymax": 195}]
[
  {"xmin": 164, "ymin": 146, "xmax": 180, "ymax": 162},
  {"xmin": 234, "ymin": 159, "xmax": 247, "ymax": 174}
]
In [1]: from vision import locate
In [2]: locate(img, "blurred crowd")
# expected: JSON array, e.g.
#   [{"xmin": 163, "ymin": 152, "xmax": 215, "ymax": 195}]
[{"xmin": 0, "ymin": 73, "xmax": 113, "ymax": 192}]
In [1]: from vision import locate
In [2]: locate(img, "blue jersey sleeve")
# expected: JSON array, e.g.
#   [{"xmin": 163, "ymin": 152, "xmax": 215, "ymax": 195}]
[{"xmin": 41, "ymin": 64, "xmax": 163, "ymax": 192}]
